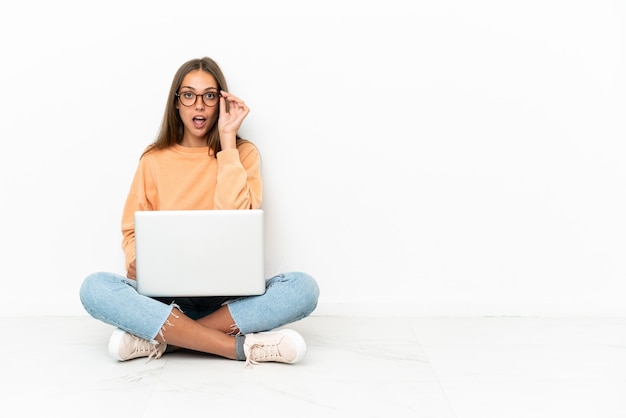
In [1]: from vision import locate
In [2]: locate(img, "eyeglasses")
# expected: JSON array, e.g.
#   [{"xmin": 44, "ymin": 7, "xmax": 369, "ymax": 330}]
[{"xmin": 176, "ymin": 90, "xmax": 220, "ymax": 107}]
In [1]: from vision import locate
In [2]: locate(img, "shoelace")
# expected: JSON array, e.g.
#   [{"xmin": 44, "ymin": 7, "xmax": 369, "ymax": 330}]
[
  {"xmin": 245, "ymin": 342, "xmax": 282, "ymax": 367},
  {"xmin": 130, "ymin": 337, "xmax": 164, "ymax": 363}
]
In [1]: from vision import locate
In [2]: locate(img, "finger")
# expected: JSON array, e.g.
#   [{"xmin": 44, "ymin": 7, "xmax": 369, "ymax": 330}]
[
  {"xmin": 219, "ymin": 94, "xmax": 229, "ymax": 116},
  {"xmin": 228, "ymin": 97, "xmax": 249, "ymax": 112},
  {"xmin": 221, "ymin": 90, "xmax": 246, "ymax": 108}
]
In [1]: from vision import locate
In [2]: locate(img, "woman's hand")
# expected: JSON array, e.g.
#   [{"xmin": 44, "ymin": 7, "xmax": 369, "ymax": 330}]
[{"xmin": 218, "ymin": 91, "xmax": 250, "ymax": 150}]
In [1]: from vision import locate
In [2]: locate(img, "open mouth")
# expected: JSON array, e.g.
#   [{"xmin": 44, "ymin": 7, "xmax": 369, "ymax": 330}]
[{"xmin": 192, "ymin": 116, "xmax": 206, "ymax": 128}]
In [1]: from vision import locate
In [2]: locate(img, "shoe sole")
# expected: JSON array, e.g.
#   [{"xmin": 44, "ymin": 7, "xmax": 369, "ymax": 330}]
[{"xmin": 108, "ymin": 328, "xmax": 126, "ymax": 361}]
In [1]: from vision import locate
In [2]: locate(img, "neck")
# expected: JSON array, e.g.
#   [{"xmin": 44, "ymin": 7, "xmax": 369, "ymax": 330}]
[{"xmin": 180, "ymin": 134, "xmax": 207, "ymax": 148}]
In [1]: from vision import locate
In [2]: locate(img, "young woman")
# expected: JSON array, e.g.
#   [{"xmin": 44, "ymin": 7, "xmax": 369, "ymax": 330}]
[{"xmin": 79, "ymin": 57, "xmax": 319, "ymax": 366}]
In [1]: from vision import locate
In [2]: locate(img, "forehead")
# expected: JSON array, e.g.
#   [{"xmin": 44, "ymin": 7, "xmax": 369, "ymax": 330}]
[{"xmin": 180, "ymin": 70, "xmax": 218, "ymax": 90}]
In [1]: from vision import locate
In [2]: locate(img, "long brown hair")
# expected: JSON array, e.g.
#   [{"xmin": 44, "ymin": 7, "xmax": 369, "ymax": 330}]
[{"xmin": 143, "ymin": 57, "xmax": 241, "ymax": 158}]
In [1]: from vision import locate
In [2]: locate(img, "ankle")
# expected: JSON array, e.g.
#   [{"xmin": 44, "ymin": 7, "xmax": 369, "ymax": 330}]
[{"xmin": 235, "ymin": 334, "xmax": 246, "ymax": 361}]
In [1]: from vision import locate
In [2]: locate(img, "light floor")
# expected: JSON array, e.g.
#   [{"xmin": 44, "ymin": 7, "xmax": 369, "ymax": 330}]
[{"xmin": 2, "ymin": 316, "xmax": 625, "ymax": 418}]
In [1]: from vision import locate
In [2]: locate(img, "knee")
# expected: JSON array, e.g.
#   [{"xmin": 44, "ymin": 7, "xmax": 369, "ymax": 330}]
[
  {"xmin": 79, "ymin": 272, "xmax": 105, "ymax": 309},
  {"xmin": 275, "ymin": 271, "xmax": 320, "ymax": 315},
  {"xmin": 296, "ymin": 271, "xmax": 320, "ymax": 304},
  {"xmin": 79, "ymin": 271, "xmax": 125, "ymax": 311}
]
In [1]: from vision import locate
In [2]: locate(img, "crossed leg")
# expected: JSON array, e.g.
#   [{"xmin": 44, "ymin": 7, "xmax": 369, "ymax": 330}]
[{"xmin": 154, "ymin": 305, "xmax": 238, "ymax": 359}]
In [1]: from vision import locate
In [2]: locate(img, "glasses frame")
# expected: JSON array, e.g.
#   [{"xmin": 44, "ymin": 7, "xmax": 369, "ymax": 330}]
[{"xmin": 175, "ymin": 91, "xmax": 220, "ymax": 107}]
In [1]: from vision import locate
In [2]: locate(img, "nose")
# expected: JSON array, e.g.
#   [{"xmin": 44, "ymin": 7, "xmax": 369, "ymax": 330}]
[{"xmin": 194, "ymin": 95, "xmax": 205, "ymax": 109}]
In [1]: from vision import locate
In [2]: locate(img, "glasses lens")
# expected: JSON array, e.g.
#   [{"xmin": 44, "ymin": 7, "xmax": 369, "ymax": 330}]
[
  {"xmin": 178, "ymin": 92, "xmax": 195, "ymax": 107},
  {"xmin": 202, "ymin": 92, "xmax": 218, "ymax": 107}
]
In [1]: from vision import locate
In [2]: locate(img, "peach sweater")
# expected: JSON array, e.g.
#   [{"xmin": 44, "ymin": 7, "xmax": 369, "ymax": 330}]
[{"xmin": 120, "ymin": 141, "xmax": 262, "ymax": 271}]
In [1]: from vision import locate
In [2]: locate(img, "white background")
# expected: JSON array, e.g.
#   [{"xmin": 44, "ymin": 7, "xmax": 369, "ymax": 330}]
[{"xmin": 1, "ymin": 0, "xmax": 624, "ymax": 317}]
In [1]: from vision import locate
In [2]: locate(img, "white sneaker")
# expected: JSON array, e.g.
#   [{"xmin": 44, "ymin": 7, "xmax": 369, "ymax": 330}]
[
  {"xmin": 108, "ymin": 328, "xmax": 166, "ymax": 362},
  {"xmin": 243, "ymin": 329, "xmax": 307, "ymax": 366}
]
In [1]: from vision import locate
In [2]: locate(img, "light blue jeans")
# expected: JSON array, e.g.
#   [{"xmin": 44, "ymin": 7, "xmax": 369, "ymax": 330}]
[{"xmin": 79, "ymin": 271, "xmax": 319, "ymax": 343}]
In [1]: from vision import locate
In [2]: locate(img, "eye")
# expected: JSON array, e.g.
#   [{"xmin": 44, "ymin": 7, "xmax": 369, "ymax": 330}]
[
  {"xmin": 204, "ymin": 92, "xmax": 217, "ymax": 100},
  {"xmin": 182, "ymin": 92, "xmax": 195, "ymax": 99}
]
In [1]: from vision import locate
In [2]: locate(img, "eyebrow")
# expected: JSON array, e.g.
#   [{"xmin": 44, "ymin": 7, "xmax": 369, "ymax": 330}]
[{"xmin": 179, "ymin": 85, "xmax": 219, "ymax": 92}]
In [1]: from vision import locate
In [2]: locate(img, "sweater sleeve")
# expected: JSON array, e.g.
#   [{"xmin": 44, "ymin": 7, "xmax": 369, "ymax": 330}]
[
  {"xmin": 214, "ymin": 141, "xmax": 263, "ymax": 209},
  {"xmin": 120, "ymin": 159, "xmax": 153, "ymax": 271}
]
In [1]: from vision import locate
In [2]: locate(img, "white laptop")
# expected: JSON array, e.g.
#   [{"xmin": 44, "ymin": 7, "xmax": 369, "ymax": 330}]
[{"xmin": 134, "ymin": 209, "xmax": 266, "ymax": 297}]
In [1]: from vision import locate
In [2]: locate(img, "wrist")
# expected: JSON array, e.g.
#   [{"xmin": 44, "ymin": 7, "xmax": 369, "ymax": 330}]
[{"xmin": 220, "ymin": 133, "xmax": 237, "ymax": 150}]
